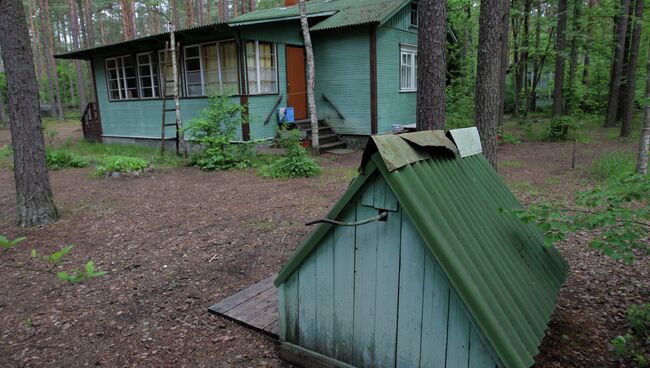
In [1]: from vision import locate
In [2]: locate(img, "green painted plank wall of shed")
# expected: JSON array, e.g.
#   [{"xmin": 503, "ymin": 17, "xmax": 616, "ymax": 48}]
[
  {"xmin": 312, "ymin": 26, "xmax": 371, "ymax": 135},
  {"xmin": 92, "ymin": 43, "xmax": 287, "ymax": 141},
  {"xmin": 278, "ymin": 174, "xmax": 501, "ymax": 368},
  {"xmin": 376, "ymin": 6, "xmax": 418, "ymax": 133}
]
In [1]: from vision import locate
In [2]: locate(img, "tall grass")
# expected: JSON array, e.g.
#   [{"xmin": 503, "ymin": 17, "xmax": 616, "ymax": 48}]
[{"xmin": 590, "ymin": 150, "xmax": 643, "ymax": 181}]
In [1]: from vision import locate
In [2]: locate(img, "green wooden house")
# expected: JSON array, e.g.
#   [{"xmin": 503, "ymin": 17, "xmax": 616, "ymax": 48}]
[
  {"xmin": 55, "ymin": 0, "xmax": 445, "ymax": 149},
  {"xmin": 274, "ymin": 128, "xmax": 568, "ymax": 368}
]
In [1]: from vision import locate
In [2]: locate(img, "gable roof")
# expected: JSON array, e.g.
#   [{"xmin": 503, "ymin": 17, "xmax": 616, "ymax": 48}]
[
  {"xmin": 275, "ymin": 128, "xmax": 568, "ymax": 368},
  {"xmin": 228, "ymin": 0, "xmax": 410, "ymax": 30}
]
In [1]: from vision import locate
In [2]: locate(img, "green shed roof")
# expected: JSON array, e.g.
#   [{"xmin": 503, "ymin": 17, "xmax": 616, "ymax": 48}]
[
  {"xmin": 275, "ymin": 129, "xmax": 568, "ymax": 368},
  {"xmin": 228, "ymin": 0, "xmax": 410, "ymax": 30}
]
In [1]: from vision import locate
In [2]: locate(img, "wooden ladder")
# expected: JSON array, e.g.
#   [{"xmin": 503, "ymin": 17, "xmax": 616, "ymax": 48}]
[{"xmin": 160, "ymin": 32, "xmax": 186, "ymax": 157}]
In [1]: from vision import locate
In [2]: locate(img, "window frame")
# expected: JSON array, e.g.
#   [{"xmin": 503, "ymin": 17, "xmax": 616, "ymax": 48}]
[
  {"xmin": 182, "ymin": 39, "xmax": 240, "ymax": 97},
  {"xmin": 136, "ymin": 52, "xmax": 159, "ymax": 99},
  {"xmin": 105, "ymin": 55, "xmax": 139, "ymax": 101},
  {"xmin": 399, "ymin": 44, "xmax": 418, "ymax": 92},
  {"xmin": 245, "ymin": 40, "xmax": 279, "ymax": 95},
  {"xmin": 410, "ymin": 2, "xmax": 418, "ymax": 28}
]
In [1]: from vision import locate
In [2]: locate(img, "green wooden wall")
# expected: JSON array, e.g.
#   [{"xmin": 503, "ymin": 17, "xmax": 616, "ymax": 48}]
[
  {"xmin": 376, "ymin": 6, "xmax": 418, "ymax": 133},
  {"xmin": 312, "ymin": 26, "xmax": 372, "ymax": 136},
  {"xmin": 278, "ymin": 174, "xmax": 501, "ymax": 368},
  {"xmin": 92, "ymin": 42, "xmax": 287, "ymax": 141}
]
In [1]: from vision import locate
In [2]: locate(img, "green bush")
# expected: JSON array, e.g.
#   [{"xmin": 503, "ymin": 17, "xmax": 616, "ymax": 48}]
[
  {"xmin": 0, "ymin": 145, "xmax": 11, "ymax": 159},
  {"xmin": 95, "ymin": 155, "xmax": 150, "ymax": 175},
  {"xmin": 611, "ymin": 304, "xmax": 650, "ymax": 367},
  {"xmin": 184, "ymin": 94, "xmax": 253, "ymax": 171},
  {"xmin": 547, "ymin": 116, "xmax": 577, "ymax": 140},
  {"xmin": 498, "ymin": 130, "xmax": 521, "ymax": 145},
  {"xmin": 46, "ymin": 149, "xmax": 89, "ymax": 170},
  {"xmin": 261, "ymin": 126, "xmax": 321, "ymax": 178}
]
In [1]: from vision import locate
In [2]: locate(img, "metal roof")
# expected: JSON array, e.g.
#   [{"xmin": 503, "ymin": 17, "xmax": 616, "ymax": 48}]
[
  {"xmin": 228, "ymin": 0, "xmax": 410, "ymax": 30},
  {"xmin": 54, "ymin": 22, "xmax": 230, "ymax": 60},
  {"xmin": 275, "ymin": 128, "xmax": 568, "ymax": 368}
]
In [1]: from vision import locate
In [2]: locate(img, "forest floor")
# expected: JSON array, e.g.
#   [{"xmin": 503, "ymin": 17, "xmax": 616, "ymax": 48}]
[{"xmin": 0, "ymin": 117, "xmax": 648, "ymax": 367}]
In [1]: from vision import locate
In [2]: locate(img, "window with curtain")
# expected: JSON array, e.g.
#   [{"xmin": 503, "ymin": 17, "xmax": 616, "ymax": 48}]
[
  {"xmin": 183, "ymin": 40, "xmax": 240, "ymax": 96},
  {"xmin": 400, "ymin": 45, "xmax": 417, "ymax": 92},
  {"xmin": 246, "ymin": 41, "xmax": 277, "ymax": 95},
  {"xmin": 105, "ymin": 55, "xmax": 139, "ymax": 100},
  {"xmin": 137, "ymin": 52, "xmax": 159, "ymax": 98}
]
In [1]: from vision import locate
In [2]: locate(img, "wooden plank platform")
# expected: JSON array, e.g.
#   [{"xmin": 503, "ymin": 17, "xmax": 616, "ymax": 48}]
[{"xmin": 208, "ymin": 275, "xmax": 279, "ymax": 338}]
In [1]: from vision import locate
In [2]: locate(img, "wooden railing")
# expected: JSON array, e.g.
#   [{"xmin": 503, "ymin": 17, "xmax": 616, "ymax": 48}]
[
  {"xmin": 264, "ymin": 94, "xmax": 284, "ymax": 125},
  {"xmin": 322, "ymin": 93, "xmax": 345, "ymax": 121},
  {"xmin": 81, "ymin": 102, "xmax": 102, "ymax": 142}
]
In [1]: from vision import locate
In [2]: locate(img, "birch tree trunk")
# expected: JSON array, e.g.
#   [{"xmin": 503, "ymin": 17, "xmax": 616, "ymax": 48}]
[
  {"xmin": 637, "ymin": 36, "xmax": 650, "ymax": 175},
  {"xmin": 299, "ymin": 0, "xmax": 319, "ymax": 151},
  {"xmin": 621, "ymin": 0, "xmax": 644, "ymax": 137},
  {"xmin": 416, "ymin": 0, "xmax": 447, "ymax": 130},
  {"xmin": 552, "ymin": 0, "xmax": 568, "ymax": 117},
  {"xmin": 0, "ymin": 0, "xmax": 59, "ymax": 227},
  {"xmin": 476, "ymin": 0, "xmax": 504, "ymax": 169},
  {"xmin": 605, "ymin": 0, "xmax": 631, "ymax": 127},
  {"xmin": 70, "ymin": 0, "xmax": 87, "ymax": 110}
]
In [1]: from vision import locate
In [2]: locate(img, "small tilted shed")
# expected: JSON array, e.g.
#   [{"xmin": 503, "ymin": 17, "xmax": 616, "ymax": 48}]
[{"xmin": 274, "ymin": 128, "xmax": 568, "ymax": 368}]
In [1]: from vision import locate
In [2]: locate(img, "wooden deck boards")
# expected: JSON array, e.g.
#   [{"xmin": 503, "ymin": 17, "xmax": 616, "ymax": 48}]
[{"xmin": 208, "ymin": 275, "xmax": 279, "ymax": 338}]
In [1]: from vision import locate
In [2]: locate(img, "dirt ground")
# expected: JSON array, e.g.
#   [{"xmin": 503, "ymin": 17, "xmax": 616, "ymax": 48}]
[{"xmin": 0, "ymin": 122, "xmax": 647, "ymax": 368}]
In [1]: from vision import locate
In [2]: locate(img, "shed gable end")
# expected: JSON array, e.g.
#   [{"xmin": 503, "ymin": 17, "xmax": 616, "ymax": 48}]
[{"xmin": 278, "ymin": 174, "xmax": 501, "ymax": 368}]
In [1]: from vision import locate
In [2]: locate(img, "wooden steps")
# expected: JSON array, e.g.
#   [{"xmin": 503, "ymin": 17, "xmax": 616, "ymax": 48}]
[{"xmin": 294, "ymin": 119, "xmax": 346, "ymax": 153}]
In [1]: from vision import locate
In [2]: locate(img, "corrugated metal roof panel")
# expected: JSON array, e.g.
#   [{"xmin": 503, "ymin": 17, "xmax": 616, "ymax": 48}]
[
  {"xmin": 229, "ymin": 0, "xmax": 409, "ymax": 31},
  {"xmin": 276, "ymin": 130, "xmax": 568, "ymax": 368}
]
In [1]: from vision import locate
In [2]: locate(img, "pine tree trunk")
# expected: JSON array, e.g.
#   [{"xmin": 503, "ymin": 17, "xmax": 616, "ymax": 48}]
[
  {"xmin": 476, "ymin": 0, "xmax": 504, "ymax": 169},
  {"xmin": 605, "ymin": 0, "xmax": 632, "ymax": 127},
  {"xmin": 299, "ymin": 0, "xmax": 319, "ymax": 151},
  {"xmin": 416, "ymin": 0, "xmax": 447, "ymax": 130},
  {"xmin": 552, "ymin": 0, "xmax": 568, "ymax": 117},
  {"xmin": 42, "ymin": 0, "xmax": 65, "ymax": 120},
  {"xmin": 564, "ymin": 0, "xmax": 581, "ymax": 114},
  {"xmin": 621, "ymin": 0, "xmax": 644, "ymax": 137},
  {"xmin": 637, "ymin": 36, "xmax": 650, "ymax": 175},
  {"xmin": 196, "ymin": 0, "xmax": 204, "ymax": 25},
  {"xmin": 70, "ymin": 0, "xmax": 87, "ymax": 110},
  {"xmin": 528, "ymin": 0, "xmax": 543, "ymax": 114},
  {"xmin": 171, "ymin": 0, "xmax": 181, "ymax": 29},
  {"xmin": 120, "ymin": 0, "xmax": 136, "ymax": 40},
  {"xmin": 498, "ymin": 0, "xmax": 510, "ymax": 126},
  {"xmin": 0, "ymin": 0, "xmax": 59, "ymax": 227},
  {"xmin": 617, "ymin": 1, "xmax": 635, "ymax": 122},
  {"xmin": 185, "ymin": 0, "xmax": 194, "ymax": 27}
]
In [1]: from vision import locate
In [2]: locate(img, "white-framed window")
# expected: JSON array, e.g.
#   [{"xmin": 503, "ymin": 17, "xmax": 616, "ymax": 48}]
[
  {"xmin": 136, "ymin": 52, "xmax": 159, "ymax": 98},
  {"xmin": 400, "ymin": 45, "xmax": 418, "ymax": 92},
  {"xmin": 183, "ymin": 40, "xmax": 240, "ymax": 97},
  {"xmin": 246, "ymin": 41, "xmax": 278, "ymax": 95},
  {"xmin": 105, "ymin": 55, "xmax": 139, "ymax": 100},
  {"xmin": 410, "ymin": 2, "xmax": 418, "ymax": 27}
]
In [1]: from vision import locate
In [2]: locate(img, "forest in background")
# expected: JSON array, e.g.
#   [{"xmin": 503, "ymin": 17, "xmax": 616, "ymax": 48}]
[{"xmin": 0, "ymin": 0, "xmax": 648, "ymax": 138}]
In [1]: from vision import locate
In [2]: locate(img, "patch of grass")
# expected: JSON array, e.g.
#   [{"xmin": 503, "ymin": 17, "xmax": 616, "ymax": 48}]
[
  {"xmin": 66, "ymin": 141, "xmax": 183, "ymax": 169},
  {"xmin": 46, "ymin": 149, "xmax": 89, "ymax": 170},
  {"xmin": 95, "ymin": 156, "xmax": 150, "ymax": 176},
  {"xmin": 500, "ymin": 159, "xmax": 524, "ymax": 169},
  {"xmin": 545, "ymin": 177, "xmax": 562, "ymax": 186},
  {"xmin": 0, "ymin": 145, "xmax": 11, "ymax": 159},
  {"xmin": 590, "ymin": 150, "xmax": 638, "ymax": 181},
  {"xmin": 507, "ymin": 180, "xmax": 539, "ymax": 195}
]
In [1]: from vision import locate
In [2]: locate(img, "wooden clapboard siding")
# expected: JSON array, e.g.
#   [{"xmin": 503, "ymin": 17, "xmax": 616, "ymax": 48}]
[
  {"xmin": 312, "ymin": 26, "xmax": 371, "ymax": 136},
  {"xmin": 279, "ymin": 174, "xmax": 500, "ymax": 368},
  {"xmin": 92, "ymin": 43, "xmax": 287, "ymax": 141},
  {"xmin": 376, "ymin": 7, "xmax": 418, "ymax": 134}
]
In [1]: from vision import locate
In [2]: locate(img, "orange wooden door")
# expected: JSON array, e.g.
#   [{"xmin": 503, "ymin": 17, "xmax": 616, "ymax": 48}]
[{"xmin": 286, "ymin": 46, "xmax": 308, "ymax": 120}]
